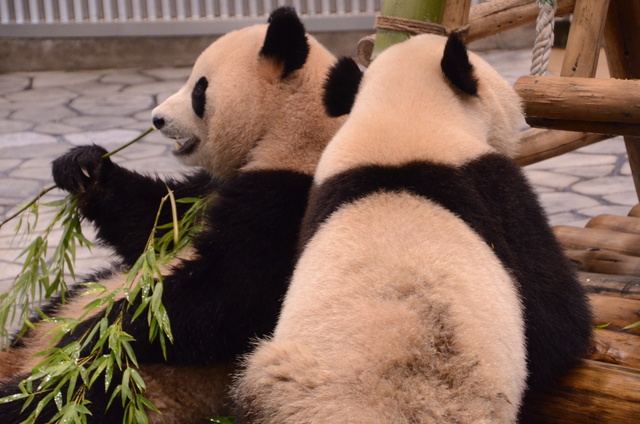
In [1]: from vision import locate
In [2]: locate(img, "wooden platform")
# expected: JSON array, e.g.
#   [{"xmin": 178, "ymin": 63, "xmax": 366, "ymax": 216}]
[{"xmin": 520, "ymin": 206, "xmax": 640, "ymax": 423}]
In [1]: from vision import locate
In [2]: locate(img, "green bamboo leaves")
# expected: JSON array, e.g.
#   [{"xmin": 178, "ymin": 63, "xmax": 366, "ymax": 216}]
[{"xmin": 0, "ymin": 128, "xmax": 210, "ymax": 423}]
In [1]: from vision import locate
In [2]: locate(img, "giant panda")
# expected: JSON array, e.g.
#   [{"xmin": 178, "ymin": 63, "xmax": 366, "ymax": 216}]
[
  {"xmin": 0, "ymin": 7, "xmax": 344, "ymax": 423},
  {"xmin": 232, "ymin": 33, "xmax": 592, "ymax": 423}
]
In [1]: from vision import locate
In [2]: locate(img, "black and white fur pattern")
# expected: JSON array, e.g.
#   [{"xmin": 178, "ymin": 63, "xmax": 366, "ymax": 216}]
[
  {"xmin": 233, "ymin": 33, "xmax": 592, "ymax": 423},
  {"xmin": 0, "ymin": 8, "xmax": 345, "ymax": 423}
]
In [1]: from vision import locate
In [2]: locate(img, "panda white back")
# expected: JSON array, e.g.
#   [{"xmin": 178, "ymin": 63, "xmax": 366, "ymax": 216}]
[
  {"xmin": 315, "ymin": 33, "xmax": 522, "ymax": 184},
  {"xmin": 233, "ymin": 33, "xmax": 592, "ymax": 423}
]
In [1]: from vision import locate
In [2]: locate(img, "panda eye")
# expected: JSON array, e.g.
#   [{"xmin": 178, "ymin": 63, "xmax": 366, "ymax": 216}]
[{"xmin": 192, "ymin": 76, "xmax": 208, "ymax": 119}]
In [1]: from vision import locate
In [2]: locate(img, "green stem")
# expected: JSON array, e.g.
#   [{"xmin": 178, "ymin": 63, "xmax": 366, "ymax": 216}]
[
  {"xmin": 102, "ymin": 127, "xmax": 155, "ymax": 159},
  {"xmin": 0, "ymin": 127, "xmax": 156, "ymax": 230},
  {"xmin": 0, "ymin": 185, "xmax": 57, "ymax": 230}
]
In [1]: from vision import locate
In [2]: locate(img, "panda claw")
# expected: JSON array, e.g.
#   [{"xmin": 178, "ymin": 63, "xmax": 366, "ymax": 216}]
[{"xmin": 80, "ymin": 166, "xmax": 91, "ymax": 179}]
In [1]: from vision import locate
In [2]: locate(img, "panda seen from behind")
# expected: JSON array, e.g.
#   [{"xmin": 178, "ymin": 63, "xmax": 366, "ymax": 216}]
[
  {"xmin": 233, "ymin": 33, "xmax": 592, "ymax": 423},
  {"xmin": 0, "ymin": 7, "xmax": 345, "ymax": 423}
]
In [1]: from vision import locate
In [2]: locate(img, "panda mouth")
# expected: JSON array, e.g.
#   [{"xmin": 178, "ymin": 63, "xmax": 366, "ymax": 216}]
[{"xmin": 172, "ymin": 137, "xmax": 200, "ymax": 156}]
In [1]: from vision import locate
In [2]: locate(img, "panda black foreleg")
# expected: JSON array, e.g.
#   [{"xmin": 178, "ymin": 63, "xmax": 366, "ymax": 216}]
[{"xmin": 52, "ymin": 145, "xmax": 221, "ymax": 266}]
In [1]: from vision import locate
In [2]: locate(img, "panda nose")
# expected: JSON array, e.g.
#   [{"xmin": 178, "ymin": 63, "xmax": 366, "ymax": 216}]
[{"xmin": 152, "ymin": 117, "xmax": 165, "ymax": 130}]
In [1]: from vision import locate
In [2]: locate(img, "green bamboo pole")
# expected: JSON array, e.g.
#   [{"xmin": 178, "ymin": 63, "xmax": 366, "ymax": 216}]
[{"xmin": 371, "ymin": 0, "xmax": 447, "ymax": 61}]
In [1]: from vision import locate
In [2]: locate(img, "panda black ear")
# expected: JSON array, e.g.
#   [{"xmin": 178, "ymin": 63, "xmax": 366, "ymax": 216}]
[
  {"xmin": 260, "ymin": 7, "xmax": 309, "ymax": 79},
  {"xmin": 441, "ymin": 33, "xmax": 478, "ymax": 96},
  {"xmin": 323, "ymin": 57, "xmax": 363, "ymax": 117}
]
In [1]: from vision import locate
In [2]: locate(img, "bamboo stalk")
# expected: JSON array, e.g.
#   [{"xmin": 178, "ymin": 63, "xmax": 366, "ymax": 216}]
[
  {"xmin": 515, "ymin": 128, "xmax": 609, "ymax": 166},
  {"xmin": 371, "ymin": 0, "xmax": 446, "ymax": 61},
  {"xmin": 629, "ymin": 204, "xmax": 640, "ymax": 218}
]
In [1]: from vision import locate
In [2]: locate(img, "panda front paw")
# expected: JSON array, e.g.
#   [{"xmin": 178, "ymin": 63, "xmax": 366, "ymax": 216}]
[{"xmin": 52, "ymin": 145, "xmax": 113, "ymax": 194}]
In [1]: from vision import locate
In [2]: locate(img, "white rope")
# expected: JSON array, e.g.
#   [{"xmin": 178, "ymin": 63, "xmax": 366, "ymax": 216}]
[{"xmin": 530, "ymin": 0, "xmax": 557, "ymax": 76}]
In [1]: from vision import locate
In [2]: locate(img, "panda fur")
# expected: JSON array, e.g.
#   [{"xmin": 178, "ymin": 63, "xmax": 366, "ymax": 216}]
[
  {"xmin": 232, "ymin": 33, "xmax": 592, "ymax": 423},
  {"xmin": 0, "ymin": 7, "xmax": 344, "ymax": 423}
]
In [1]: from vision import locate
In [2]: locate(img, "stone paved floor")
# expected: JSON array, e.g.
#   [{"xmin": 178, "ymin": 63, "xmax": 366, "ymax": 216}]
[{"xmin": 0, "ymin": 47, "xmax": 636, "ymax": 294}]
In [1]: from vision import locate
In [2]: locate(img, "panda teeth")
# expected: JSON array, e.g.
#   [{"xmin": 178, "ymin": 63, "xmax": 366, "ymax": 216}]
[{"xmin": 174, "ymin": 140, "xmax": 184, "ymax": 150}]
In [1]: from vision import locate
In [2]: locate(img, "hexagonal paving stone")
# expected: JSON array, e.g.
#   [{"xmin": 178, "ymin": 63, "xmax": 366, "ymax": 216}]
[
  {"xmin": 0, "ymin": 132, "xmax": 58, "ymax": 148},
  {"xmin": 11, "ymin": 105, "xmax": 78, "ymax": 123},
  {"xmin": 523, "ymin": 170, "xmax": 580, "ymax": 189},
  {"xmin": 143, "ymin": 68, "xmax": 191, "ymax": 81},
  {"xmin": 553, "ymin": 165, "xmax": 616, "ymax": 178},
  {"xmin": 102, "ymin": 71, "xmax": 157, "ymax": 85},
  {"xmin": 124, "ymin": 80, "xmax": 185, "ymax": 95},
  {"xmin": 0, "ymin": 143, "xmax": 69, "ymax": 158},
  {"xmin": 602, "ymin": 191, "xmax": 636, "ymax": 206},
  {"xmin": 70, "ymin": 93, "xmax": 154, "ymax": 116},
  {"xmin": 31, "ymin": 70, "xmax": 104, "ymax": 89},
  {"xmin": 0, "ymin": 177, "xmax": 41, "ymax": 199},
  {"xmin": 0, "ymin": 119, "xmax": 33, "ymax": 134},
  {"xmin": 547, "ymin": 212, "xmax": 590, "ymax": 228},
  {"xmin": 576, "ymin": 204, "xmax": 635, "ymax": 219},
  {"xmin": 33, "ymin": 122, "xmax": 82, "ymax": 135},
  {"xmin": 0, "ymin": 158, "xmax": 21, "ymax": 172},
  {"xmin": 572, "ymin": 175, "xmax": 634, "ymax": 196},
  {"xmin": 64, "ymin": 129, "xmax": 144, "ymax": 147},
  {"xmin": 537, "ymin": 192, "xmax": 600, "ymax": 215},
  {"xmin": 66, "ymin": 81, "xmax": 125, "ymax": 96},
  {"xmin": 577, "ymin": 137, "xmax": 627, "ymax": 155},
  {"xmin": 527, "ymin": 152, "xmax": 618, "ymax": 170},
  {"xmin": 61, "ymin": 115, "xmax": 137, "ymax": 131},
  {"xmin": 0, "ymin": 74, "xmax": 31, "ymax": 95},
  {"xmin": 6, "ymin": 87, "xmax": 79, "ymax": 107}
]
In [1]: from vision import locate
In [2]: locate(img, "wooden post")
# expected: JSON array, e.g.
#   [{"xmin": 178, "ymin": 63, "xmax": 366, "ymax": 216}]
[
  {"xmin": 466, "ymin": 0, "xmax": 576, "ymax": 43},
  {"xmin": 603, "ymin": 1, "xmax": 640, "ymax": 201},
  {"xmin": 520, "ymin": 360, "xmax": 640, "ymax": 424},
  {"xmin": 560, "ymin": 0, "xmax": 610, "ymax": 78},
  {"xmin": 514, "ymin": 75, "xmax": 640, "ymax": 136},
  {"xmin": 554, "ymin": 226, "xmax": 640, "ymax": 257},
  {"xmin": 515, "ymin": 129, "xmax": 608, "ymax": 166},
  {"xmin": 441, "ymin": 0, "xmax": 471, "ymax": 29}
]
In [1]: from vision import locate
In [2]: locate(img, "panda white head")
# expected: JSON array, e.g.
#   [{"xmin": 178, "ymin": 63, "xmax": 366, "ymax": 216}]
[
  {"xmin": 152, "ymin": 7, "xmax": 341, "ymax": 178},
  {"xmin": 318, "ymin": 33, "xmax": 522, "ymax": 182}
]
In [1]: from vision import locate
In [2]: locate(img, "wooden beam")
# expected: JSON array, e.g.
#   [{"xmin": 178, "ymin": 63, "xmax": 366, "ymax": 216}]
[
  {"xmin": 578, "ymin": 271, "xmax": 640, "ymax": 300},
  {"xmin": 604, "ymin": 1, "xmax": 640, "ymax": 201},
  {"xmin": 561, "ymin": 0, "xmax": 610, "ymax": 78},
  {"xmin": 568, "ymin": 249, "xmax": 640, "ymax": 277},
  {"xmin": 514, "ymin": 75, "xmax": 640, "ymax": 136},
  {"xmin": 589, "ymin": 294, "xmax": 640, "ymax": 335},
  {"xmin": 466, "ymin": 0, "xmax": 576, "ymax": 43},
  {"xmin": 589, "ymin": 329, "xmax": 640, "ymax": 370},
  {"xmin": 587, "ymin": 214, "xmax": 640, "ymax": 235},
  {"xmin": 520, "ymin": 360, "xmax": 640, "ymax": 424},
  {"xmin": 554, "ymin": 226, "xmax": 640, "ymax": 257},
  {"xmin": 356, "ymin": 0, "xmax": 577, "ymax": 66},
  {"xmin": 515, "ymin": 128, "xmax": 609, "ymax": 166}
]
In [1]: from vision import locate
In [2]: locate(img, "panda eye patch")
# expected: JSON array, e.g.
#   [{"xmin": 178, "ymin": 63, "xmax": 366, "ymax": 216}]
[{"xmin": 192, "ymin": 76, "xmax": 208, "ymax": 118}]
